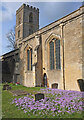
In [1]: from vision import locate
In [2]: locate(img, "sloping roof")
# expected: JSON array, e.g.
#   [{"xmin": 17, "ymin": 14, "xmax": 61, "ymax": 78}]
[{"xmin": 1, "ymin": 48, "xmax": 19, "ymax": 59}]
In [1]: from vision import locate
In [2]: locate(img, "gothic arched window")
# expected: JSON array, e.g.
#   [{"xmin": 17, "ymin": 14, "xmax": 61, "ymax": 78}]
[
  {"xmin": 27, "ymin": 48, "xmax": 32, "ymax": 71},
  {"xmin": 55, "ymin": 40, "xmax": 61, "ymax": 69},
  {"xmin": 29, "ymin": 12, "xmax": 33, "ymax": 23},
  {"xmin": 49, "ymin": 41, "xmax": 54, "ymax": 70},
  {"xmin": 49, "ymin": 38, "xmax": 61, "ymax": 70}
]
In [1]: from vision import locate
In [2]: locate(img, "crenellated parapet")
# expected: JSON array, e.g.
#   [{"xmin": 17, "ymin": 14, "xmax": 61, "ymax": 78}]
[{"xmin": 16, "ymin": 4, "xmax": 39, "ymax": 15}]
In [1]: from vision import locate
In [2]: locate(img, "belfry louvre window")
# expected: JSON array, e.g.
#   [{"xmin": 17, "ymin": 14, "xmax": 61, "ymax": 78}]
[
  {"xmin": 27, "ymin": 49, "xmax": 32, "ymax": 71},
  {"xmin": 49, "ymin": 39, "xmax": 61, "ymax": 70},
  {"xmin": 29, "ymin": 13, "xmax": 33, "ymax": 23}
]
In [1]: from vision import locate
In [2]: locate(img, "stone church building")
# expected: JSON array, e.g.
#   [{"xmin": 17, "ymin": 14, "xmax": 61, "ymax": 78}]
[{"xmin": 1, "ymin": 4, "xmax": 84, "ymax": 91}]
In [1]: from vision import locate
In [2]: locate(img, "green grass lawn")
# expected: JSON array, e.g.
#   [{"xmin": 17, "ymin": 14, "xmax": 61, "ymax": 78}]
[
  {"xmin": 1, "ymin": 83, "xmax": 84, "ymax": 119},
  {"xmin": 2, "ymin": 83, "xmax": 44, "ymax": 118}
]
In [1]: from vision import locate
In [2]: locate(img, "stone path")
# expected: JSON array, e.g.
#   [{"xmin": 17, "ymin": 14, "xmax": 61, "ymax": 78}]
[{"xmin": 9, "ymin": 90, "xmax": 32, "ymax": 96}]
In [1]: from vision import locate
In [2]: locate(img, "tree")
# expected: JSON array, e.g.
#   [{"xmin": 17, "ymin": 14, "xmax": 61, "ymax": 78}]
[{"xmin": 6, "ymin": 26, "xmax": 16, "ymax": 50}]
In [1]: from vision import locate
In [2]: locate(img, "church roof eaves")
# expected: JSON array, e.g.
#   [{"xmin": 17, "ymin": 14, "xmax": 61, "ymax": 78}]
[{"xmin": 1, "ymin": 48, "xmax": 19, "ymax": 58}]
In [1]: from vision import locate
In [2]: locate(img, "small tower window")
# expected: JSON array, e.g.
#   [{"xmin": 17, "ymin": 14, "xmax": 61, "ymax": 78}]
[
  {"xmin": 18, "ymin": 30, "xmax": 20, "ymax": 38},
  {"xmin": 18, "ymin": 17, "xmax": 21, "ymax": 24},
  {"xmin": 18, "ymin": 14, "xmax": 21, "ymax": 25},
  {"xmin": 29, "ymin": 12, "xmax": 33, "ymax": 23}
]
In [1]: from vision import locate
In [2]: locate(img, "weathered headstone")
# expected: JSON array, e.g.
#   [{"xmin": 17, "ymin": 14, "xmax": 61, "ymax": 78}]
[
  {"xmin": 77, "ymin": 79, "xmax": 84, "ymax": 91},
  {"xmin": 3, "ymin": 84, "xmax": 12, "ymax": 90},
  {"xmin": 35, "ymin": 93, "xmax": 44, "ymax": 101},
  {"xmin": 52, "ymin": 83, "xmax": 58, "ymax": 89},
  {"xmin": 3, "ymin": 84, "xmax": 9, "ymax": 90}
]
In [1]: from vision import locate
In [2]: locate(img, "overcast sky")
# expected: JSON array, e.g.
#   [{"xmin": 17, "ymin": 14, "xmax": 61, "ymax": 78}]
[{"xmin": 0, "ymin": 2, "xmax": 82, "ymax": 56}]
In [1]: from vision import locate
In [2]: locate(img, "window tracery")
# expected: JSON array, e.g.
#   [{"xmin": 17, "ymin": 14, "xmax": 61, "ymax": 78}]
[{"xmin": 49, "ymin": 38, "xmax": 61, "ymax": 70}]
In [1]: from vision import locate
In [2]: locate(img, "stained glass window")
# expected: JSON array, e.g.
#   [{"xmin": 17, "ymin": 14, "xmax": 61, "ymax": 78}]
[
  {"xmin": 27, "ymin": 49, "xmax": 32, "ymax": 71},
  {"xmin": 49, "ymin": 41, "xmax": 54, "ymax": 70},
  {"xmin": 27, "ymin": 50, "xmax": 30, "ymax": 70},
  {"xmin": 31, "ymin": 49, "xmax": 32, "ymax": 71},
  {"xmin": 55, "ymin": 40, "xmax": 61, "ymax": 69},
  {"xmin": 49, "ymin": 39, "xmax": 61, "ymax": 70}
]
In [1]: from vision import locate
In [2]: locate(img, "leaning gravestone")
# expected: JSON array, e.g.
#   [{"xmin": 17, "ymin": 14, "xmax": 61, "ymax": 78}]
[
  {"xmin": 77, "ymin": 79, "xmax": 84, "ymax": 91},
  {"xmin": 3, "ymin": 84, "xmax": 11, "ymax": 90},
  {"xmin": 52, "ymin": 83, "xmax": 58, "ymax": 89},
  {"xmin": 35, "ymin": 93, "xmax": 44, "ymax": 101},
  {"xmin": 3, "ymin": 84, "xmax": 9, "ymax": 90}
]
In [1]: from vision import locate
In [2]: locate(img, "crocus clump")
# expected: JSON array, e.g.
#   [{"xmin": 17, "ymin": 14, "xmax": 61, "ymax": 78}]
[{"xmin": 12, "ymin": 88, "xmax": 84, "ymax": 117}]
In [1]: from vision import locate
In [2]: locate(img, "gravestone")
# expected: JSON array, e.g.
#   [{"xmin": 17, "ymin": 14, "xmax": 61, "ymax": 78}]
[
  {"xmin": 77, "ymin": 79, "xmax": 84, "ymax": 91},
  {"xmin": 35, "ymin": 93, "xmax": 44, "ymax": 101},
  {"xmin": 3, "ymin": 84, "xmax": 9, "ymax": 90},
  {"xmin": 52, "ymin": 83, "xmax": 58, "ymax": 89}
]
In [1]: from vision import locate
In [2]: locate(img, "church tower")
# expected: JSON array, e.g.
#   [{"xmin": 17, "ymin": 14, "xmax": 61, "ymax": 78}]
[{"xmin": 15, "ymin": 4, "xmax": 39, "ymax": 47}]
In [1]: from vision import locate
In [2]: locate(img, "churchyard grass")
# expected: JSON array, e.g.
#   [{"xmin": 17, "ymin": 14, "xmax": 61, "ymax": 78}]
[
  {"xmin": 2, "ymin": 83, "xmax": 43, "ymax": 118},
  {"xmin": 2, "ymin": 83, "xmax": 84, "ymax": 118}
]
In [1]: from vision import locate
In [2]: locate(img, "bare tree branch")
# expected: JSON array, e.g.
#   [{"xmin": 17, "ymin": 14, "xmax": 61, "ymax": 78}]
[{"xmin": 6, "ymin": 26, "xmax": 16, "ymax": 50}]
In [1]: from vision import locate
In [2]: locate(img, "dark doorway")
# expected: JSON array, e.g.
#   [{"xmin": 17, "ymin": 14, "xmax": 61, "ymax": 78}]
[
  {"xmin": 14, "ymin": 74, "xmax": 17, "ymax": 83},
  {"xmin": 43, "ymin": 73, "xmax": 47, "ymax": 87},
  {"xmin": 77, "ymin": 79, "xmax": 84, "ymax": 91},
  {"xmin": 52, "ymin": 83, "xmax": 58, "ymax": 89}
]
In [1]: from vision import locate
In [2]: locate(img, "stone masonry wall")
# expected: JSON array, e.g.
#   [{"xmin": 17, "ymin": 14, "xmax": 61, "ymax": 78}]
[
  {"xmin": 41, "ymin": 27, "xmax": 63, "ymax": 89},
  {"xmin": 20, "ymin": 35, "xmax": 40, "ymax": 87},
  {"xmin": 64, "ymin": 14, "xmax": 82, "ymax": 91},
  {"xmin": 35, "ymin": 40, "xmax": 43, "ymax": 87},
  {"xmin": 18, "ymin": 5, "xmax": 84, "ymax": 91}
]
